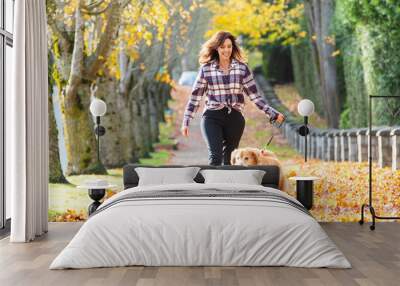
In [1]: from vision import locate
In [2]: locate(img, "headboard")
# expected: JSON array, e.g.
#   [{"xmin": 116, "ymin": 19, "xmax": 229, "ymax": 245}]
[{"xmin": 122, "ymin": 164, "xmax": 280, "ymax": 190}]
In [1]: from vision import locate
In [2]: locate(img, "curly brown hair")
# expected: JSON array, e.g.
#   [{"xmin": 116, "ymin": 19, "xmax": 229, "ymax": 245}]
[{"xmin": 198, "ymin": 31, "xmax": 247, "ymax": 65}]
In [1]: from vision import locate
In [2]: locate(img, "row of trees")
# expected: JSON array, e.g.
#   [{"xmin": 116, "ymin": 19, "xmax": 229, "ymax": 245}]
[
  {"xmin": 47, "ymin": 0, "xmax": 207, "ymax": 181},
  {"xmin": 289, "ymin": 0, "xmax": 400, "ymax": 128}
]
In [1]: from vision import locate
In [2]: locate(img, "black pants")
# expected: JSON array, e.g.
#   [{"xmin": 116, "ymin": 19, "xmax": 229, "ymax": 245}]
[{"xmin": 200, "ymin": 107, "xmax": 245, "ymax": 166}]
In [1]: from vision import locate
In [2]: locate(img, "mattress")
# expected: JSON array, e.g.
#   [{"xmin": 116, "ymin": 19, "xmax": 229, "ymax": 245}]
[{"xmin": 50, "ymin": 183, "xmax": 351, "ymax": 269}]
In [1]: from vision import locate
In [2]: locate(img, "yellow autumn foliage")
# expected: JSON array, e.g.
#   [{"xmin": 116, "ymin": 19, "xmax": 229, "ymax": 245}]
[
  {"xmin": 204, "ymin": 0, "xmax": 305, "ymax": 46},
  {"xmin": 284, "ymin": 159, "xmax": 400, "ymax": 222},
  {"xmin": 331, "ymin": 50, "xmax": 341, "ymax": 57},
  {"xmin": 55, "ymin": 209, "xmax": 87, "ymax": 222}
]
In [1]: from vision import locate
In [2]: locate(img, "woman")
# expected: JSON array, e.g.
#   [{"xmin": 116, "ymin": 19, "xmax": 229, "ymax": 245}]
[{"xmin": 181, "ymin": 31, "xmax": 285, "ymax": 166}]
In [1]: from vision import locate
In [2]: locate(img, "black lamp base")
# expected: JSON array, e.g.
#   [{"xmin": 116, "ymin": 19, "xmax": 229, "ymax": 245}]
[
  {"xmin": 298, "ymin": 125, "xmax": 309, "ymax": 136},
  {"xmin": 296, "ymin": 181, "xmax": 313, "ymax": 210},
  {"xmin": 88, "ymin": 188, "xmax": 106, "ymax": 215}
]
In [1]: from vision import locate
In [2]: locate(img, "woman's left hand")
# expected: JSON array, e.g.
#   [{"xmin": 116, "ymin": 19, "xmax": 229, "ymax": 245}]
[{"xmin": 276, "ymin": 113, "xmax": 285, "ymax": 124}]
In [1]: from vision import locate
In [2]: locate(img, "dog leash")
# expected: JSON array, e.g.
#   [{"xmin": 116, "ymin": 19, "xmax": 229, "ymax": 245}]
[{"xmin": 266, "ymin": 117, "xmax": 285, "ymax": 146}]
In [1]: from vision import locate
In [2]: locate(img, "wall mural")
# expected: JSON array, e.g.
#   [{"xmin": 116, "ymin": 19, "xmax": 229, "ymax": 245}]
[{"xmin": 47, "ymin": 0, "xmax": 400, "ymax": 223}]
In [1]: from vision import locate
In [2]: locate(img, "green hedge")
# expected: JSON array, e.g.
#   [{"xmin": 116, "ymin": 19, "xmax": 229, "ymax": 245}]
[
  {"xmin": 334, "ymin": 0, "xmax": 368, "ymax": 128},
  {"xmin": 289, "ymin": 0, "xmax": 400, "ymax": 128},
  {"xmin": 338, "ymin": 0, "xmax": 400, "ymax": 126}
]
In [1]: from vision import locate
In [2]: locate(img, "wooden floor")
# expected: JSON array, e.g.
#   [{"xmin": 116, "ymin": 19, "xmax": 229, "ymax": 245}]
[{"xmin": 0, "ymin": 222, "xmax": 399, "ymax": 286}]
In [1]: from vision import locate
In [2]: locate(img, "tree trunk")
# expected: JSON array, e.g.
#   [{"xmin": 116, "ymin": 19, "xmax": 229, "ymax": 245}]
[
  {"xmin": 48, "ymin": 48, "xmax": 69, "ymax": 183},
  {"xmin": 48, "ymin": 85, "xmax": 68, "ymax": 183},
  {"xmin": 305, "ymin": 0, "xmax": 340, "ymax": 128},
  {"xmin": 100, "ymin": 79, "xmax": 139, "ymax": 167},
  {"xmin": 148, "ymin": 85, "xmax": 160, "ymax": 143},
  {"xmin": 62, "ymin": 83, "xmax": 107, "ymax": 175},
  {"xmin": 139, "ymin": 80, "xmax": 154, "ymax": 155},
  {"xmin": 161, "ymin": 84, "xmax": 172, "ymax": 110},
  {"xmin": 157, "ymin": 83, "xmax": 169, "ymax": 123},
  {"xmin": 130, "ymin": 77, "xmax": 151, "ymax": 158}
]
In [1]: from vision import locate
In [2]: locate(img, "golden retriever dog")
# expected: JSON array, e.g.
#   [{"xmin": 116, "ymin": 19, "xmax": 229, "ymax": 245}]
[{"xmin": 230, "ymin": 147, "xmax": 284, "ymax": 190}]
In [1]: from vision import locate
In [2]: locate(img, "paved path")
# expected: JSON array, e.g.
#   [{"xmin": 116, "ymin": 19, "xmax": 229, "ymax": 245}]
[
  {"xmin": 168, "ymin": 85, "xmax": 209, "ymax": 165},
  {"xmin": 169, "ymin": 113, "xmax": 209, "ymax": 165}
]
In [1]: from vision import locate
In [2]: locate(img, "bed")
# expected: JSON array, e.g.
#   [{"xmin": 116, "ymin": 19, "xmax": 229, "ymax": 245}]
[{"xmin": 50, "ymin": 164, "xmax": 351, "ymax": 269}]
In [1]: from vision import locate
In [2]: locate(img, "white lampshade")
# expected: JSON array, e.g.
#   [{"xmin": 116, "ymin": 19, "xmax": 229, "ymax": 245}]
[
  {"xmin": 297, "ymin": 99, "xmax": 314, "ymax": 116},
  {"xmin": 90, "ymin": 98, "xmax": 107, "ymax": 117}
]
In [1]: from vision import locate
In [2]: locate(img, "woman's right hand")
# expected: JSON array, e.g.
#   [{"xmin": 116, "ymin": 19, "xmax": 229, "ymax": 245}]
[
  {"xmin": 181, "ymin": 126, "xmax": 189, "ymax": 137},
  {"xmin": 276, "ymin": 113, "xmax": 285, "ymax": 124}
]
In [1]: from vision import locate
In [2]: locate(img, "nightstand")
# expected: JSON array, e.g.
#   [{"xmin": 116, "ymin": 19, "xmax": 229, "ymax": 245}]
[
  {"xmin": 288, "ymin": 176, "xmax": 320, "ymax": 210},
  {"xmin": 77, "ymin": 181, "xmax": 117, "ymax": 215}
]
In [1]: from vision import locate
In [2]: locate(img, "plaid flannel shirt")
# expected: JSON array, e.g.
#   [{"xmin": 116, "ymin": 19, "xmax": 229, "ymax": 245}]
[{"xmin": 182, "ymin": 58, "xmax": 280, "ymax": 128}]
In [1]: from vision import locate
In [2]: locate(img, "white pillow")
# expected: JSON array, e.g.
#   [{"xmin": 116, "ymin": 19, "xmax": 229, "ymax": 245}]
[
  {"xmin": 200, "ymin": 169, "xmax": 266, "ymax": 185},
  {"xmin": 135, "ymin": 167, "xmax": 200, "ymax": 186}
]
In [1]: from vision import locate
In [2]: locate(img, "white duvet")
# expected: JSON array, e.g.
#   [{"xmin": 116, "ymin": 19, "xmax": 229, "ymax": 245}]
[{"xmin": 50, "ymin": 183, "xmax": 351, "ymax": 269}]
